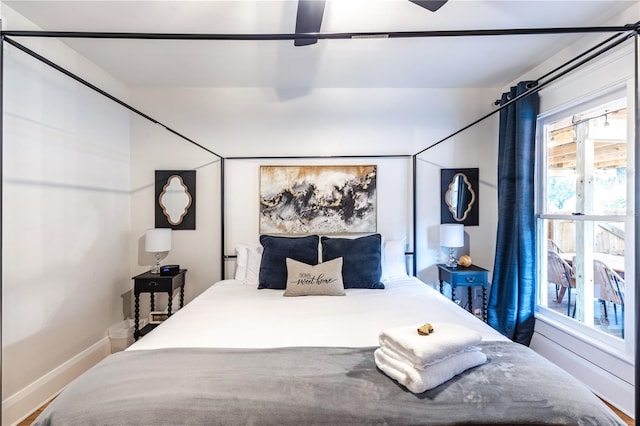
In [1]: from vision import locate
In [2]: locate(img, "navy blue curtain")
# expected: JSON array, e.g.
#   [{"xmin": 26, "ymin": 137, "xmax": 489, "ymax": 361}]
[{"xmin": 488, "ymin": 81, "xmax": 539, "ymax": 346}]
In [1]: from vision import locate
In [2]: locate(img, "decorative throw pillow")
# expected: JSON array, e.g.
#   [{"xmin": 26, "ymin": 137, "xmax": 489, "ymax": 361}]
[
  {"xmin": 321, "ymin": 234, "xmax": 384, "ymax": 289},
  {"xmin": 284, "ymin": 257, "xmax": 345, "ymax": 297},
  {"xmin": 258, "ymin": 234, "xmax": 320, "ymax": 289}
]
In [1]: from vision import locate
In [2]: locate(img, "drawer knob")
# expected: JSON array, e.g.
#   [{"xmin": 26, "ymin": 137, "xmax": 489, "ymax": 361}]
[
  {"xmin": 149, "ymin": 281, "xmax": 159, "ymax": 287},
  {"xmin": 466, "ymin": 276, "xmax": 476, "ymax": 282}
]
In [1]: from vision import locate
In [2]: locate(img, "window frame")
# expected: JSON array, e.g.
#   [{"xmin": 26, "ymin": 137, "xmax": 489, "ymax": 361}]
[{"xmin": 535, "ymin": 84, "xmax": 631, "ymax": 356}]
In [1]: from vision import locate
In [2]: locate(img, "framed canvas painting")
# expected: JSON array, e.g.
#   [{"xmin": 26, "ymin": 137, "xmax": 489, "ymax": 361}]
[{"xmin": 259, "ymin": 165, "xmax": 377, "ymax": 234}]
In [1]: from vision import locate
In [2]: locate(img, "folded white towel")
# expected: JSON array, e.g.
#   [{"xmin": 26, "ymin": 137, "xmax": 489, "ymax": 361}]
[
  {"xmin": 378, "ymin": 322, "xmax": 482, "ymax": 369},
  {"xmin": 378, "ymin": 345, "xmax": 482, "ymax": 370},
  {"xmin": 374, "ymin": 346, "xmax": 487, "ymax": 393}
]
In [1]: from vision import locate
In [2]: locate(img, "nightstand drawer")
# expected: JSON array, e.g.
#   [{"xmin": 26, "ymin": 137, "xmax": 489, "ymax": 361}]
[
  {"xmin": 450, "ymin": 271, "xmax": 486, "ymax": 286},
  {"xmin": 136, "ymin": 278, "xmax": 173, "ymax": 293},
  {"xmin": 133, "ymin": 270, "xmax": 186, "ymax": 295}
]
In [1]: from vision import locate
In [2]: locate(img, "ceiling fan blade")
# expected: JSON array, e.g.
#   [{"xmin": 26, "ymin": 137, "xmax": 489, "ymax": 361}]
[
  {"xmin": 294, "ymin": 0, "xmax": 326, "ymax": 47},
  {"xmin": 408, "ymin": 0, "xmax": 448, "ymax": 12}
]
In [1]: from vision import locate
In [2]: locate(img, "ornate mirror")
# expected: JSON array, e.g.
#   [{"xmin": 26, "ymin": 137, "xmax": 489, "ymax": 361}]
[
  {"xmin": 155, "ymin": 170, "xmax": 196, "ymax": 230},
  {"xmin": 440, "ymin": 168, "xmax": 479, "ymax": 226},
  {"xmin": 445, "ymin": 173, "xmax": 475, "ymax": 222},
  {"xmin": 160, "ymin": 175, "xmax": 192, "ymax": 225}
]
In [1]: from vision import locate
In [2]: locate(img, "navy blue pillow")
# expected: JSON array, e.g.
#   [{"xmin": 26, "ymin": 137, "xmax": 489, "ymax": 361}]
[
  {"xmin": 321, "ymin": 234, "xmax": 384, "ymax": 289},
  {"xmin": 258, "ymin": 235, "xmax": 320, "ymax": 289}
]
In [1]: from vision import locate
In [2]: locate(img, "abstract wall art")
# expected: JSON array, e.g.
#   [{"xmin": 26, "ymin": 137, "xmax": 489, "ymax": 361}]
[{"xmin": 259, "ymin": 165, "xmax": 377, "ymax": 234}]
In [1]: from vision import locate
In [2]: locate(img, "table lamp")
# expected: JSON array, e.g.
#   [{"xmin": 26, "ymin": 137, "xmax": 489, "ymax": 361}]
[
  {"xmin": 145, "ymin": 228, "xmax": 172, "ymax": 273},
  {"xmin": 440, "ymin": 224, "xmax": 464, "ymax": 268}
]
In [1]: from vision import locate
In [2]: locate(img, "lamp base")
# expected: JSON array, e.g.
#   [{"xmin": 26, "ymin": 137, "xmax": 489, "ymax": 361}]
[
  {"xmin": 445, "ymin": 247, "xmax": 458, "ymax": 268},
  {"xmin": 150, "ymin": 253, "xmax": 162, "ymax": 274}
]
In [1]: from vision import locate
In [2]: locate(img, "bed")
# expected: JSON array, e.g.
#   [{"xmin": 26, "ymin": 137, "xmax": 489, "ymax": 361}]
[{"xmin": 34, "ymin": 234, "xmax": 625, "ymax": 425}]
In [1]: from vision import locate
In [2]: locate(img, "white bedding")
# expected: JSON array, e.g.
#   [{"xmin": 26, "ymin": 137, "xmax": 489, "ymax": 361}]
[{"xmin": 129, "ymin": 277, "xmax": 507, "ymax": 350}]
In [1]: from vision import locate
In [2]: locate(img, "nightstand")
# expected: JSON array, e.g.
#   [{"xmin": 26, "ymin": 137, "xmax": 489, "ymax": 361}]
[
  {"xmin": 132, "ymin": 269, "xmax": 187, "ymax": 340},
  {"xmin": 437, "ymin": 264, "xmax": 488, "ymax": 322}
]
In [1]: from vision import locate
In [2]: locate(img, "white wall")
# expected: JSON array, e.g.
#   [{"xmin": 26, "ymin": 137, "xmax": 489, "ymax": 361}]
[
  {"xmin": 129, "ymin": 87, "xmax": 500, "ymax": 297},
  {"xmin": 224, "ymin": 156, "xmax": 412, "ymax": 250},
  {"xmin": 129, "ymin": 113, "xmax": 221, "ymax": 306},
  {"xmin": 129, "ymin": 87, "xmax": 498, "ymax": 158},
  {"xmin": 1, "ymin": 5, "xmax": 131, "ymax": 425}
]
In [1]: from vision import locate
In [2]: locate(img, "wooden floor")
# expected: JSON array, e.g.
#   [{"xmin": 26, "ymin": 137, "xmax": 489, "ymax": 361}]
[
  {"xmin": 18, "ymin": 400, "xmax": 50, "ymax": 425},
  {"xmin": 604, "ymin": 402, "xmax": 635, "ymax": 426},
  {"xmin": 17, "ymin": 398, "xmax": 635, "ymax": 425}
]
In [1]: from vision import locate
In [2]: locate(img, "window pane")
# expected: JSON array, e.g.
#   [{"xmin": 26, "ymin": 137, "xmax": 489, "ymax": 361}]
[
  {"xmin": 545, "ymin": 103, "xmax": 627, "ymax": 216},
  {"xmin": 546, "ymin": 119, "xmax": 576, "ymax": 214},
  {"xmin": 593, "ymin": 168, "xmax": 626, "ymax": 216},
  {"xmin": 543, "ymin": 218, "xmax": 625, "ymax": 340},
  {"xmin": 590, "ymin": 109, "xmax": 627, "ymax": 216},
  {"xmin": 546, "ymin": 169, "xmax": 576, "ymax": 214}
]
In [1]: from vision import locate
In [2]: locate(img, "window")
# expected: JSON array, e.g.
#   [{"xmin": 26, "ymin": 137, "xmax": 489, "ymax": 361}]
[{"xmin": 537, "ymin": 88, "xmax": 629, "ymax": 346}]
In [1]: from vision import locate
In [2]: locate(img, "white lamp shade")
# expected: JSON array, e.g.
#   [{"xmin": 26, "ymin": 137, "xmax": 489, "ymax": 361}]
[
  {"xmin": 440, "ymin": 224, "xmax": 464, "ymax": 248},
  {"xmin": 145, "ymin": 228, "xmax": 172, "ymax": 252}
]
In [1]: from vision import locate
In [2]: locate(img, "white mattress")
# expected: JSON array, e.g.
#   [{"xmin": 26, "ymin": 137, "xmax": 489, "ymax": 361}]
[{"xmin": 128, "ymin": 277, "xmax": 508, "ymax": 351}]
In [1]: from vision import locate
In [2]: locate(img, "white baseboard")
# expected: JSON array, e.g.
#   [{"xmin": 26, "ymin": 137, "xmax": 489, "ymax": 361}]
[
  {"xmin": 530, "ymin": 331, "xmax": 634, "ymax": 418},
  {"xmin": 2, "ymin": 337, "xmax": 111, "ymax": 426}
]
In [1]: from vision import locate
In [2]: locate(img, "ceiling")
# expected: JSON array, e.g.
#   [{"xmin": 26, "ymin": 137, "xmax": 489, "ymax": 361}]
[{"xmin": 2, "ymin": 0, "xmax": 638, "ymax": 89}]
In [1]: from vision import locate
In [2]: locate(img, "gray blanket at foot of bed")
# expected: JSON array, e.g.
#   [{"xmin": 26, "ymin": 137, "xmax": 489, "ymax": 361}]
[{"xmin": 34, "ymin": 341, "xmax": 624, "ymax": 425}]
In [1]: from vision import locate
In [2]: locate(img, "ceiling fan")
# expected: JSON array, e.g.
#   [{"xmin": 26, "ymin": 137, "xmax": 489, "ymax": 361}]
[{"xmin": 294, "ymin": 0, "xmax": 448, "ymax": 46}]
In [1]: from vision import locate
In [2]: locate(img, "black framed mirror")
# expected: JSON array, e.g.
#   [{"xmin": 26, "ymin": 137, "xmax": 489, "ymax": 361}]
[
  {"xmin": 440, "ymin": 168, "xmax": 479, "ymax": 226},
  {"xmin": 155, "ymin": 170, "xmax": 196, "ymax": 230}
]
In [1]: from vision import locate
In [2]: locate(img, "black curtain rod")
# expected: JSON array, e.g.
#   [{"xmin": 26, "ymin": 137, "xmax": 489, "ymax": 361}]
[
  {"xmin": 1, "ymin": 25, "xmax": 636, "ymax": 41},
  {"xmin": 1, "ymin": 35, "xmax": 223, "ymax": 160},
  {"xmin": 415, "ymin": 27, "xmax": 636, "ymax": 157}
]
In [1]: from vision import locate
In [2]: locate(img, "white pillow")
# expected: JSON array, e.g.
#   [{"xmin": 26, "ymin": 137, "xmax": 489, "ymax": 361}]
[
  {"xmin": 244, "ymin": 243, "xmax": 263, "ymax": 285},
  {"xmin": 233, "ymin": 244, "xmax": 249, "ymax": 281},
  {"xmin": 233, "ymin": 243, "xmax": 262, "ymax": 284},
  {"xmin": 381, "ymin": 239, "xmax": 410, "ymax": 283},
  {"xmin": 284, "ymin": 257, "xmax": 345, "ymax": 297}
]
